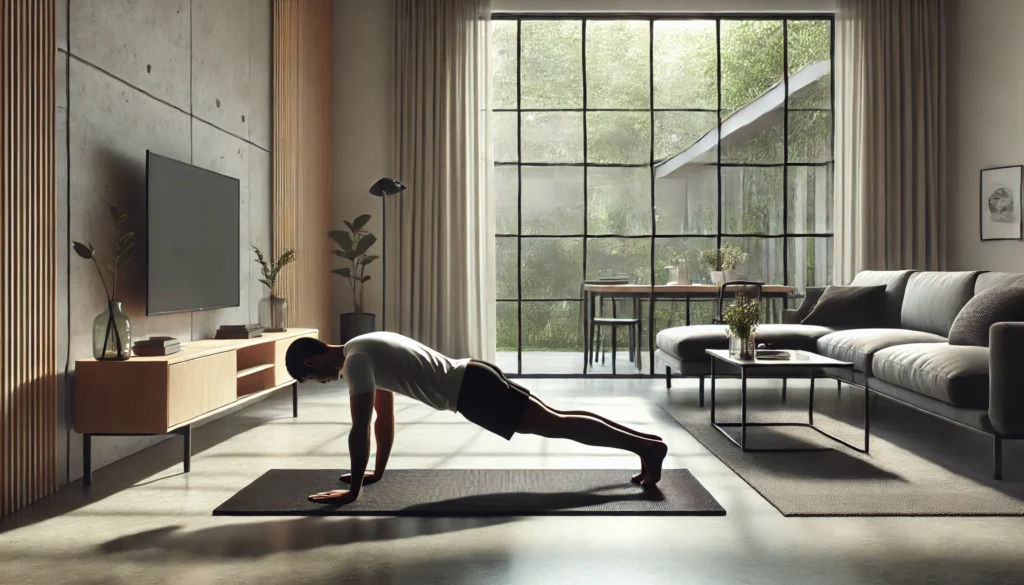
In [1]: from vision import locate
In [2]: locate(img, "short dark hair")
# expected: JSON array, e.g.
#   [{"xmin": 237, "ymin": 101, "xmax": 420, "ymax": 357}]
[{"xmin": 286, "ymin": 337, "xmax": 330, "ymax": 382}]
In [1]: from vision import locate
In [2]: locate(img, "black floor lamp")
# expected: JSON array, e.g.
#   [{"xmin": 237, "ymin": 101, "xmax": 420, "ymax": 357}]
[{"xmin": 369, "ymin": 178, "xmax": 406, "ymax": 331}]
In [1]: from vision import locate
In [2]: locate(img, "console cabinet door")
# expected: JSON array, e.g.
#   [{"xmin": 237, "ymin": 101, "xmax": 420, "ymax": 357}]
[{"xmin": 167, "ymin": 352, "xmax": 236, "ymax": 427}]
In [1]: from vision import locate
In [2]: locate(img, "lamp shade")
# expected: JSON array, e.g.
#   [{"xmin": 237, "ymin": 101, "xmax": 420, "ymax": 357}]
[{"xmin": 368, "ymin": 178, "xmax": 406, "ymax": 197}]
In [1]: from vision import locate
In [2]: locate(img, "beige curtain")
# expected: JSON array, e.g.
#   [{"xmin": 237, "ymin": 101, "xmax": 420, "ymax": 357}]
[
  {"xmin": 389, "ymin": 0, "xmax": 495, "ymax": 360},
  {"xmin": 834, "ymin": 0, "xmax": 947, "ymax": 283}
]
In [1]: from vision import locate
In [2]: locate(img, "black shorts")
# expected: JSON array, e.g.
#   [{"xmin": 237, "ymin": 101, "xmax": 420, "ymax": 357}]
[{"xmin": 456, "ymin": 360, "xmax": 530, "ymax": 440}]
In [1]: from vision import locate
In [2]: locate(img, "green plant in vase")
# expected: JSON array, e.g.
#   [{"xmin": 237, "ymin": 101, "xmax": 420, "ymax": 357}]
[
  {"xmin": 252, "ymin": 246, "xmax": 296, "ymax": 332},
  {"xmin": 697, "ymin": 246, "xmax": 751, "ymax": 285},
  {"xmin": 723, "ymin": 293, "xmax": 760, "ymax": 360},
  {"xmin": 72, "ymin": 206, "xmax": 134, "ymax": 360},
  {"xmin": 329, "ymin": 214, "xmax": 378, "ymax": 342}
]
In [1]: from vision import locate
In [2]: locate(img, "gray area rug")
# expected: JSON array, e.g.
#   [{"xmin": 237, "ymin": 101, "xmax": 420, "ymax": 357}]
[
  {"xmin": 661, "ymin": 384, "xmax": 1024, "ymax": 516},
  {"xmin": 213, "ymin": 469, "xmax": 725, "ymax": 516}
]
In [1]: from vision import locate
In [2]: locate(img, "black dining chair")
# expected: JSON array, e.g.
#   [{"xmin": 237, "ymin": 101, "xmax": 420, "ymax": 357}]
[
  {"xmin": 713, "ymin": 280, "xmax": 765, "ymax": 324},
  {"xmin": 581, "ymin": 278, "xmax": 642, "ymax": 374}
]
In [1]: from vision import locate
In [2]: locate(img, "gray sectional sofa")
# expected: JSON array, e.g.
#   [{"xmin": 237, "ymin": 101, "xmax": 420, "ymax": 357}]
[{"xmin": 655, "ymin": 270, "xmax": 1024, "ymax": 479}]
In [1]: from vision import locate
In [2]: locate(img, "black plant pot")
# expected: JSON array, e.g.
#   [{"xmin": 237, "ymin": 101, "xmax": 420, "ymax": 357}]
[{"xmin": 340, "ymin": 313, "xmax": 376, "ymax": 344}]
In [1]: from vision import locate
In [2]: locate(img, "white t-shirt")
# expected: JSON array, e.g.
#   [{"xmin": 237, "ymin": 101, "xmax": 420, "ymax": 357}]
[{"xmin": 342, "ymin": 332, "xmax": 471, "ymax": 411}]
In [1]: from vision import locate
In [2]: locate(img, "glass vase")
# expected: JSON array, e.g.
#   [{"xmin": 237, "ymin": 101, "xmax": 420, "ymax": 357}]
[
  {"xmin": 728, "ymin": 333, "xmax": 756, "ymax": 360},
  {"xmin": 93, "ymin": 301, "xmax": 131, "ymax": 360},
  {"xmin": 259, "ymin": 295, "xmax": 288, "ymax": 332}
]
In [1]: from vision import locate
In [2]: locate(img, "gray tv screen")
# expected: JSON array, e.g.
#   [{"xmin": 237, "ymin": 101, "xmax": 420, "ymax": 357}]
[{"xmin": 147, "ymin": 151, "xmax": 240, "ymax": 316}]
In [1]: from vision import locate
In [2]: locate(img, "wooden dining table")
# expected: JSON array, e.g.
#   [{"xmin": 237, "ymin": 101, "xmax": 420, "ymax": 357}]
[{"xmin": 582, "ymin": 283, "xmax": 797, "ymax": 375}]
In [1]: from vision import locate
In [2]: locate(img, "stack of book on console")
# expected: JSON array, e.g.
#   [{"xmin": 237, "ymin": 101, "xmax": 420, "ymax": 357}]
[
  {"xmin": 215, "ymin": 324, "xmax": 264, "ymax": 340},
  {"xmin": 132, "ymin": 336, "xmax": 181, "ymax": 357}
]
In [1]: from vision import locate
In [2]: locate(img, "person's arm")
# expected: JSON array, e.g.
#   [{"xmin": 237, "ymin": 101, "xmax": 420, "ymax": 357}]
[
  {"xmin": 309, "ymin": 353, "xmax": 376, "ymax": 505},
  {"xmin": 339, "ymin": 390, "xmax": 394, "ymax": 485},
  {"xmin": 370, "ymin": 390, "xmax": 395, "ymax": 478}
]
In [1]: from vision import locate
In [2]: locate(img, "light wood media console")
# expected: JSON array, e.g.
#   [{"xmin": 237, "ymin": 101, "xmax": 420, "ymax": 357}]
[{"xmin": 75, "ymin": 328, "xmax": 318, "ymax": 486}]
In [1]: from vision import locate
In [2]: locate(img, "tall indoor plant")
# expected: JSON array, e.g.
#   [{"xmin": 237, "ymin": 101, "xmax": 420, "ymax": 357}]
[
  {"xmin": 330, "ymin": 214, "xmax": 378, "ymax": 343},
  {"xmin": 252, "ymin": 245, "xmax": 295, "ymax": 332},
  {"xmin": 72, "ymin": 206, "xmax": 135, "ymax": 360}
]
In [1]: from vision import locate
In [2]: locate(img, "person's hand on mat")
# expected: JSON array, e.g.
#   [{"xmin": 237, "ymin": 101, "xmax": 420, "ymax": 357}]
[
  {"xmin": 308, "ymin": 489, "xmax": 359, "ymax": 505},
  {"xmin": 339, "ymin": 471, "xmax": 382, "ymax": 485}
]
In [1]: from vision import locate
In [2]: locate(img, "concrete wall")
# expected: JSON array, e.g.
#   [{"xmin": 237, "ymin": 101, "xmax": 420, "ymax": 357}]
[
  {"xmin": 947, "ymin": 0, "xmax": 1024, "ymax": 271},
  {"xmin": 332, "ymin": 0, "xmax": 394, "ymax": 343},
  {"xmin": 56, "ymin": 0, "xmax": 272, "ymax": 484}
]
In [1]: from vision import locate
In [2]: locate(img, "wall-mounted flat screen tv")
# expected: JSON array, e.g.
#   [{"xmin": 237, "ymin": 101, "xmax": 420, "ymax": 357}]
[{"xmin": 146, "ymin": 151, "xmax": 240, "ymax": 316}]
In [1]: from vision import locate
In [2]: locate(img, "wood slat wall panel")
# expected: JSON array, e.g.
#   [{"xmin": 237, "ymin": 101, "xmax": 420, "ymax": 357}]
[
  {"xmin": 1, "ymin": 0, "xmax": 57, "ymax": 517},
  {"xmin": 273, "ymin": 0, "xmax": 333, "ymax": 342}
]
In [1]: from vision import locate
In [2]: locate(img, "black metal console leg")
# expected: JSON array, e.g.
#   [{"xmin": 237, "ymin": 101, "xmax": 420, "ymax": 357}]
[
  {"xmin": 292, "ymin": 382, "xmax": 298, "ymax": 417},
  {"xmin": 181, "ymin": 425, "xmax": 191, "ymax": 474},
  {"xmin": 665, "ymin": 366, "xmax": 672, "ymax": 389},
  {"xmin": 837, "ymin": 378, "xmax": 842, "ymax": 396},
  {"xmin": 994, "ymin": 436, "xmax": 1003, "ymax": 481},
  {"xmin": 781, "ymin": 377, "xmax": 787, "ymax": 403},
  {"xmin": 83, "ymin": 434, "xmax": 92, "ymax": 487},
  {"xmin": 698, "ymin": 376, "xmax": 705, "ymax": 408}
]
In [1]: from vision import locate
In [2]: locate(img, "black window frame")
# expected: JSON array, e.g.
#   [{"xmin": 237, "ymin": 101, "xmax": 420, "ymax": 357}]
[{"xmin": 493, "ymin": 13, "xmax": 836, "ymax": 376}]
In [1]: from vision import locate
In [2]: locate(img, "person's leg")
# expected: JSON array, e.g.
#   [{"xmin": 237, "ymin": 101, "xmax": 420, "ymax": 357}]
[
  {"xmin": 509, "ymin": 381, "xmax": 663, "ymax": 442},
  {"xmin": 516, "ymin": 395, "xmax": 667, "ymax": 486}
]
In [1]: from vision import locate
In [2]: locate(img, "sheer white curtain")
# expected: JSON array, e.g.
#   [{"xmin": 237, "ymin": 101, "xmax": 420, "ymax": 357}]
[
  {"xmin": 389, "ymin": 0, "xmax": 496, "ymax": 360},
  {"xmin": 834, "ymin": 0, "xmax": 947, "ymax": 283}
]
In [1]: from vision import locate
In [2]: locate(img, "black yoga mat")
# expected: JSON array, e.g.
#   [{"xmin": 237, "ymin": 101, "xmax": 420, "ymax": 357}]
[{"xmin": 213, "ymin": 469, "xmax": 725, "ymax": 516}]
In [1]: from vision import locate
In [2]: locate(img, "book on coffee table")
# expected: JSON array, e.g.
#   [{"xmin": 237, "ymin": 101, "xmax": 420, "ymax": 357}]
[{"xmin": 755, "ymin": 349, "xmax": 792, "ymax": 360}]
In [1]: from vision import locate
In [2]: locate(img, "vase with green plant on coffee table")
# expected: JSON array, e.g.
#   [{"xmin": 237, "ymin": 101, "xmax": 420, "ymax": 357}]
[
  {"xmin": 252, "ymin": 246, "xmax": 296, "ymax": 332},
  {"xmin": 698, "ymin": 245, "xmax": 751, "ymax": 285},
  {"xmin": 72, "ymin": 206, "xmax": 134, "ymax": 360},
  {"xmin": 723, "ymin": 292, "xmax": 759, "ymax": 360},
  {"xmin": 330, "ymin": 214, "xmax": 378, "ymax": 343}
]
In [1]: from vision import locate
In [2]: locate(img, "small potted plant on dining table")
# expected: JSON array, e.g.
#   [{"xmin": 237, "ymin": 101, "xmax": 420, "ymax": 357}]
[{"xmin": 723, "ymin": 292, "xmax": 759, "ymax": 360}]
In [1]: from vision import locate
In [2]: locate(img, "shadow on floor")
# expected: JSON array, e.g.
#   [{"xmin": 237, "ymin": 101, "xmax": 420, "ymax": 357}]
[{"xmin": 99, "ymin": 515, "xmax": 517, "ymax": 559}]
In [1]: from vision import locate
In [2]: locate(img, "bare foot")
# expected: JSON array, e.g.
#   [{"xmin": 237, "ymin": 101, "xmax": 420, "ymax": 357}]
[
  {"xmin": 631, "ymin": 460, "xmax": 647, "ymax": 484},
  {"xmin": 640, "ymin": 441, "xmax": 668, "ymax": 487}
]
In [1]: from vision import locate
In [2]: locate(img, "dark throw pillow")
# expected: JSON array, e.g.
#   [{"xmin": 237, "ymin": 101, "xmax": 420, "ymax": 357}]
[
  {"xmin": 800, "ymin": 285, "xmax": 887, "ymax": 329},
  {"xmin": 948, "ymin": 286, "xmax": 1024, "ymax": 347}
]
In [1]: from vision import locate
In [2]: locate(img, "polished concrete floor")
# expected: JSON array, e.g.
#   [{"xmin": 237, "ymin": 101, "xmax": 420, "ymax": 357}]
[{"xmin": 2, "ymin": 377, "xmax": 1024, "ymax": 585}]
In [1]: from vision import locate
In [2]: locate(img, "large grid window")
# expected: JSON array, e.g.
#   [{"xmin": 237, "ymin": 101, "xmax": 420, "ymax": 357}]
[{"xmin": 493, "ymin": 16, "xmax": 834, "ymax": 375}]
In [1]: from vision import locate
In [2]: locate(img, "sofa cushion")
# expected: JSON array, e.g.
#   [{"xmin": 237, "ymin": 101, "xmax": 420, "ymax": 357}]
[
  {"xmin": 849, "ymin": 270, "xmax": 915, "ymax": 328},
  {"xmin": 900, "ymin": 271, "xmax": 980, "ymax": 337},
  {"xmin": 816, "ymin": 328, "xmax": 947, "ymax": 374},
  {"xmin": 801, "ymin": 285, "xmax": 887, "ymax": 328},
  {"xmin": 656, "ymin": 323, "xmax": 833, "ymax": 361},
  {"xmin": 974, "ymin": 272, "xmax": 1024, "ymax": 295},
  {"xmin": 873, "ymin": 343, "xmax": 990, "ymax": 408},
  {"xmin": 948, "ymin": 286, "xmax": 1024, "ymax": 347}
]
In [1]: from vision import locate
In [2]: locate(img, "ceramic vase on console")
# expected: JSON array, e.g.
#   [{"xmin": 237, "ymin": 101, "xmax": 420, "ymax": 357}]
[
  {"xmin": 259, "ymin": 295, "xmax": 289, "ymax": 332},
  {"xmin": 93, "ymin": 301, "xmax": 131, "ymax": 360}
]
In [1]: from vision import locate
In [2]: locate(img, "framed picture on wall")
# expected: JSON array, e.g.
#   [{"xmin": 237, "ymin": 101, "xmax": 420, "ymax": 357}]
[{"xmin": 980, "ymin": 165, "xmax": 1024, "ymax": 241}]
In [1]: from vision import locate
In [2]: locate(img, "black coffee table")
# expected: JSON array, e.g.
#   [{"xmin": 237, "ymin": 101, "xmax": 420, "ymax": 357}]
[{"xmin": 705, "ymin": 348, "xmax": 868, "ymax": 453}]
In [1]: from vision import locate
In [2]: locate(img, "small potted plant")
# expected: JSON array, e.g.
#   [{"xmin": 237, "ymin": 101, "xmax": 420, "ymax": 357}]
[
  {"xmin": 697, "ymin": 248, "xmax": 720, "ymax": 284},
  {"xmin": 329, "ymin": 214, "xmax": 378, "ymax": 343},
  {"xmin": 72, "ymin": 206, "xmax": 135, "ymax": 360},
  {"xmin": 723, "ymin": 293, "xmax": 759, "ymax": 360},
  {"xmin": 698, "ymin": 246, "xmax": 751, "ymax": 285},
  {"xmin": 720, "ymin": 245, "xmax": 751, "ymax": 283},
  {"xmin": 252, "ymin": 245, "xmax": 296, "ymax": 332}
]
